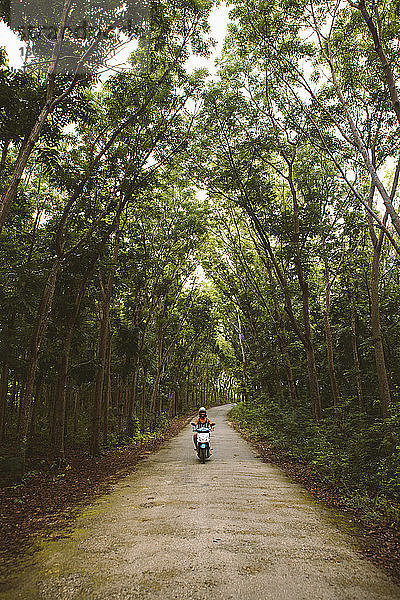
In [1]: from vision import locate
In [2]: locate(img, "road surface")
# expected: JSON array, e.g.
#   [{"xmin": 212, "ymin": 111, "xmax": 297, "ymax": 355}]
[{"xmin": 1, "ymin": 404, "xmax": 399, "ymax": 600}]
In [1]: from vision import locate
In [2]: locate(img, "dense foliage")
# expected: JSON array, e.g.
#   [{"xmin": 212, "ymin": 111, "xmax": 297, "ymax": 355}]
[
  {"xmin": 0, "ymin": 0, "xmax": 236, "ymax": 478},
  {"xmin": 193, "ymin": 0, "xmax": 400, "ymax": 523},
  {"xmin": 1, "ymin": 0, "xmax": 400, "ymax": 523},
  {"xmin": 230, "ymin": 401, "xmax": 400, "ymax": 524}
]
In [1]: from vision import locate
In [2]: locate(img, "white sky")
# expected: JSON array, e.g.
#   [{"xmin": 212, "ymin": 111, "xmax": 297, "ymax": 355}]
[
  {"xmin": 0, "ymin": 3, "xmax": 230, "ymax": 75},
  {"xmin": 186, "ymin": 3, "xmax": 230, "ymax": 75}
]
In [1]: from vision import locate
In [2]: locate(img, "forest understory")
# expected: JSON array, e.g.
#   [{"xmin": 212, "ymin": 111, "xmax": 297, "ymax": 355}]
[{"xmin": 230, "ymin": 404, "xmax": 400, "ymax": 585}]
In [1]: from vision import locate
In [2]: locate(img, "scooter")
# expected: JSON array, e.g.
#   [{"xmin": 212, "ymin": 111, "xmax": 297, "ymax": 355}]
[{"xmin": 191, "ymin": 422, "xmax": 215, "ymax": 463}]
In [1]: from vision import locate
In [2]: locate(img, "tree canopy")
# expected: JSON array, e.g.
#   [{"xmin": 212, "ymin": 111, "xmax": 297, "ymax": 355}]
[{"xmin": 1, "ymin": 0, "xmax": 400, "ymax": 520}]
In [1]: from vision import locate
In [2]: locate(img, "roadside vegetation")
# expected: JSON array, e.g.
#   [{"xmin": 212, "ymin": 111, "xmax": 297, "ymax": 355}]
[
  {"xmin": 1, "ymin": 0, "xmax": 400, "ymax": 574},
  {"xmin": 230, "ymin": 402, "xmax": 400, "ymax": 526}
]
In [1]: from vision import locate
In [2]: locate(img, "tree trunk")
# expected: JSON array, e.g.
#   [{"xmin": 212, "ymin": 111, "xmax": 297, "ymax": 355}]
[
  {"xmin": 370, "ymin": 246, "xmax": 391, "ymax": 417},
  {"xmin": 323, "ymin": 273, "xmax": 339, "ymax": 416},
  {"xmin": 90, "ymin": 299, "xmax": 109, "ymax": 456},
  {"xmin": 366, "ymin": 183, "xmax": 391, "ymax": 418},
  {"xmin": 304, "ymin": 344, "xmax": 321, "ymax": 421},
  {"xmin": 126, "ymin": 359, "xmax": 139, "ymax": 436},
  {"xmin": 52, "ymin": 332, "xmax": 73, "ymax": 457},
  {"xmin": 18, "ymin": 257, "xmax": 62, "ymax": 466},
  {"xmin": 273, "ymin": 344, "xmax": 283, "ymax": 403},
  {"xmin": 283, "ymin": 344, "xmax": 297, "ymax": 407},
  {"xmin": 288, "ymin": 163, "xmax": 321, "ymax": 421},
  {"xmin": 140, "ymin": 367, "xmax": 147, "ymax": 431},
  {"xmin": 0, "ymin": 138, "xmax": 10, "ymax": 173},
  {"xmin": 73, "ymin": 388, "xmax": 79, "ymax": 435},
  {"xmin": 90, "ymin": 222, "xmax": 120, "ymax": 456},
  {"xmin": 350, "ymin": 301, "xmax": 364, "ymax": 411},
  {"xmin": 236, "ymin": 310, "xmax": 249, "ymax": 402},
  {"xmin": 149, "ymin": 369, "xmax": 163, "ymax": 428},
  {"xmin": 30, "ymin": 377, "xmax": 42, "ymax": 439},
  {"xmin": 0, "ymin": 360, "xmax": 9, "ymax": 441},
  {"xmin": 102, "ymin": 334, "xmax": 112, "ymax": 444}
]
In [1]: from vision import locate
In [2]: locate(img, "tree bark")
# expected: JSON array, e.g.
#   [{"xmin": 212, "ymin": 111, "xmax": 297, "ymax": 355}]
[
  {"xmin": 140, "ymin": 367, "xmax": 147, "ymax": 431},
  {"xmin": 323, "ymin": 268, "xmax": 339, "ymax": 415},
  {"xmin": 52, "ymin": 332, "xmax": 72, "ymax": 457},
  {"xmin": 18, "ymin": 257, "xmax": 62, "ymax": 466},
  {"xmin": 350, "ymin": 300, "xmax": 364, "ymax": 411},
  {"xmin": 366, "ymin": 183, "xmax": 391, "ymax": 418},
  {"xmin": 0, "ymin": 138, "xmax": 10, "ymax": 173},
  {"xmin": 0, "ymin": 360, "xmax": 9, "ymax": 441},
  {"xmin": 236, "ymin": 310, "xmax": 249, "ymax": 402},
  {"xmin": 126, "ymin": 358, "xmax": 139, "ymax": 436},
  {"xmin": 102, "ymin": 334, "xmax": 112, "ymax": 444},
  {"xmin": 370, "ymin": 244, "xmax": 391, "ymax": 417},
  {"xmin": 90, "ymin": 293, "xmax": 112, "ymax": 454}
]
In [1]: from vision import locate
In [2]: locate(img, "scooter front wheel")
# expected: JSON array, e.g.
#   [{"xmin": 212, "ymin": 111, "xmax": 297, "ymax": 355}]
[{"xmin": 199, "ymin": 446, "xmax": 206, "ymax": 464}]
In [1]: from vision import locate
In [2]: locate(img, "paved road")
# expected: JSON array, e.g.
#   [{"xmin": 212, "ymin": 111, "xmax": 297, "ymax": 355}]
[{"xmin": 1, "ymin": 404, "xmax": 399, "ymax": 600}]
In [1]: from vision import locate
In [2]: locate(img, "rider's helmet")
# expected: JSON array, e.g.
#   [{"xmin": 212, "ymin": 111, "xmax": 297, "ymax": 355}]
[{"xmin": 198, "ymin": 407, "xmax": 207, "ymax": 418}]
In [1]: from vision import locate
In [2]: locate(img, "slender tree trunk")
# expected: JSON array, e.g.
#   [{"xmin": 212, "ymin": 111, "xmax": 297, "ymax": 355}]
[
  {"xmin": 0, "ymin": 138, "xmax": 10, "ymax": 173},
  {"xmin": 370, "ymin": 246, "xmax": 391, "ymax": 417},
  {"xmin": 350, "ymin": 300, "xmax": 364, "ymax": 411},
  {"xmin": 30, "ymin": 376, "xmax": 42, "ymax": 439},
  {"xmin": 366, "ymin": 183, "xmax": 391, "ymax": 418},
  {"xmin": 102, "ymin": 334, "xmax": 112, "ymax": 444},
  {"xmin": 304, "ymin": 344, "xmax": 321, "ymax": 421},
  {"xmin": 90, "ymin": 223, "xmax": 120, "ymax": 456},
  {"xmin": 283, "ymin": 344, "xmax": 297, "ymax": 407},
  {"xmin": 126, "ymin": 358, "xmax": 139, "ymax": 436},
  {"xmin": 11, "ymin": 376, "xmax": 17, "ymax": 411},
  {"xmin": 120, "ymin": 383, "xmax": 127, "ymax": 435},
  {"xmin": 0, "ymin": 360, "xmax": 9, "ymax": 441},
  {"xmin": 90, "ymin": 299, "xmax": 110, "ymax": 456},
  {"xmin": 323, "ymin": 271, "xmax": 339, "ymax": 416},
  {"xmin": 149, "ymin": 369, "xmax": 163, "ymax": 427},
  {"xmin": 18, "ymin": 257, "xmax": 62, "ymax": 466},
  {"xmin": 236, "ymin": 310, "xmax": 249, "ymax": 402},
  {"xmin": 273, "ymin": 344, "xmax": 283, "ymax": 403},
  {"xmin": 52, "ymin": 332, "xmax": 73, "ymax": 456},
  {"xmin": 185, "ymin": 369, "xmax": 191, "ymax": 412},
  {"xmin": 149, "ymin": 331, "xmax": 164, "ymax": 427},
  {"xmin": 168, "ymin": 391, "xmax": 174, "ymax": 418},
  {"xmin": 288, "ymin": 163, "xmax": 321, "ymax": 421},
  {"xmin": 73, "ymin": 388, "xmax": 78, "ymax": 434},
  {"xmin": 140, "ymin": 367, "xmax": 147, "ymax": 431}
]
